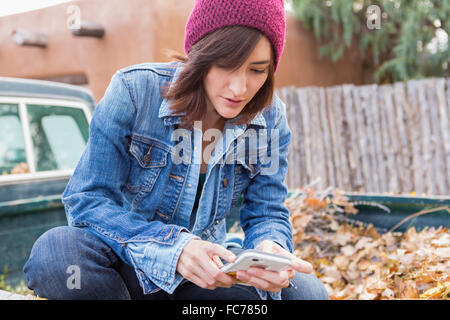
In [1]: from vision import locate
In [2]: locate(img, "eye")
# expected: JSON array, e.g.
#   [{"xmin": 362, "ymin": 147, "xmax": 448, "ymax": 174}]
[{"xmin": 251, "ymin": 69, "xmax": 266, "ymax": 74}]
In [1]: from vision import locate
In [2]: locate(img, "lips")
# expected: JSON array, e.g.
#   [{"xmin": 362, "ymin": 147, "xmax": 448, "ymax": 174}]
[
  {"xmin": 222, "ymin": 97, "xmax": 244, "ymax": 106},
  {"xmin": 225, "ymin": 98, "xmax": 243, "ymax": 103}
]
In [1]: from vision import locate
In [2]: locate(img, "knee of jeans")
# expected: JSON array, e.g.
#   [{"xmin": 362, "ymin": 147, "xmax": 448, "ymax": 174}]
[
  {"xmin": 287, "ymin": 273, "xmax": 330, "ymax": 300},
  {"xmin": 23, "ymin": 226, "xmax": 77, "ymax": 285}
]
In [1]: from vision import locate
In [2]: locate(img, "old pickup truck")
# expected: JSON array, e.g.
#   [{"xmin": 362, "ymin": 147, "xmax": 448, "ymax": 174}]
[
  {"xmin": 0, "ymin": 76, "xmax": 449, "ymax": 288},
  {"xmin": 0, "ymin": 76, "xmax": 94, "ymax": 285}
]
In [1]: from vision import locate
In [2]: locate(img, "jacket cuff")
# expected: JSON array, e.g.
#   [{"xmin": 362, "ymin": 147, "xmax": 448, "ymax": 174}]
[
  {"xmin": 126, "ymin": 230, "xmax": 199, "ymax": 294},
  {"xmin": 248, "ymin": 236, "xmax": 292, "ymax": 253}
]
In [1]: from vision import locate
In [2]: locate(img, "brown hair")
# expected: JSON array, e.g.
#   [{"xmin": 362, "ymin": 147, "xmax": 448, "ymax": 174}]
[{"xmin": 162, "ymin": 25, "xmax": 275, "ymax": 129}]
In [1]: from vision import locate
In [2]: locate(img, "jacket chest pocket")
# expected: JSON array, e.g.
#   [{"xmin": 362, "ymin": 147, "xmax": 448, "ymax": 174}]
[
  {"xmin": 231, "ymin": 158, "xmax": 262, "ymax": 205},
  {"xmin": 126, "ymin": 138, "xmax": 168, "ymax": 193}
]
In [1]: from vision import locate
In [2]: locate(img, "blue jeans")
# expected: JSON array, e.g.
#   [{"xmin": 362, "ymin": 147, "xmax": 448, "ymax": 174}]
[{"xmin": 23, "ymin": 226, "xmax": 329, "ymax": 300}]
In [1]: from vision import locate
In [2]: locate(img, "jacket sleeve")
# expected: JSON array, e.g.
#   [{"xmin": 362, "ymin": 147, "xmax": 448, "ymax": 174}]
[
  {"xmin": 61, "ymin": 70, "xmax": 198, "ymax": 294},
  {"xmin": 240, "ymin": 98, "xmax": 293, "ymax": 253}
]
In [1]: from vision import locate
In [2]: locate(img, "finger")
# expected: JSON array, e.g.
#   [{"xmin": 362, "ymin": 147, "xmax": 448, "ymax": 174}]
[
  {"xmin": 203, "ymin": 255, "xmax": 237, "ymax": 287},
  {"xmin": 178, "ymin": 262, "xmax": 214, "ymax": 290},
  {"xmin": 256, "ymin": 240, "xmax": 276, "ymax": 252},
  {"xmin": 288, "ymin": 268, "xmax": 296, "ymax": 279},
  {"xmin": 269, "ymin": 246, "xmax": 313, "ymax": 274},
  {"xmin": 181, "ymin": 252, "xmax": 222, "ymax": 289},
  {"xmin": 206, "ymin": 243, "xmax": 236, "ymax": 263},
  {"xmin": 212, "ymin": 255, "xmax": 224, "ymax": 268},
  {"xmin": 188, "ymin": 251, "xmax": 233, "ymax": 288},
  {"xmin": 192, "ymin": 274, "xmax": 216, "ymax": 290},
  {"xmin": 281, "ymin": 275, "xmax": 290, "ymax": 288},
  {"xmin": 290, "ymin": 257, "xmax": 313, "ymax": 274},
  {"xmin": 237, "ymin": 270, "xmax": 280, "ymax": 293},
  {"xmin": 255, "ymin": 241, "xmax": 313, "ymax": 274},
  {"xmin": 247, "ymin": 267, "xmax": 289, "ymax": 287},
  {"xmin": 197, "ymin": 260, "xmax": 222, "ymax": 288},
  {"xmin": 282, "ymin": 253, "xmax": 313, "ymax": 274},
  {"xmin": 211, "ymin": 257, "xmax": 238, "ymax": 286}
]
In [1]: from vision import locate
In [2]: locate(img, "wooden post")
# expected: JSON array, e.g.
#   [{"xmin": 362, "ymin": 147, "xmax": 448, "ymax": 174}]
[
  {"xmin": 70, "ymin": 21, "xmax": 105, "ymax": 38},
  {"xmin": 318, "ymin": 87, "xmax": 336, "ymax": 189},
  {"xmin": 297, "ymin": 89, "xmax": 313, "ymax": 186},
  {"xmin": 289, "ymin": 87, "xmax": 304, "ymax": 188},
  {"xmin": 307, "ymin": 87, "xmax": 326, "ymax": 189},
  {"xmin": 425, "ymin": 79, "xmax": 448, "ymax": 194},
  {"xmin": 12, "ymin": 29, "xmax": 47, "ymax": 48},
  {"xmin": 355, "ymin": 85, "xmax": 376, "ymax": 192},
  {"xmin": 382, "ymin": 85, "xmax": 402, "ymax": 193},
  {"xmin": 325, "ymin": 86, "xmax": 339, "ymax": 188},
  {"xmin": 406, "ymin": 80, "xmax": 425, "ymax": 194},
  {"xmin": 434, "ymin": 79, "xmax": 450, "ymax": 194},
  {"xmin": 342, "ymin": 84, "xmax": 363, "ymax": 191},
  {"xmin": 326, "ymin": 85, "xmax": 351, "ymax": 191},
  {"xmin": 393, "ymin": 82, "xmax": 413, "ymax": 193},
  {"xmin": 417, "ymin": 80, "xmax": 436, "ymax": 194},
  {"xmin": 369, "ymin": 84, "xmax": 386, "ymax": 193}
]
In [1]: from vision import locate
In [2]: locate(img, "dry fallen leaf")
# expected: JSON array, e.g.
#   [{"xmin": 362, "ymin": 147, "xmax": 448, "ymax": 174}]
[{"xmin": 287, "ymin": 187, "xmax": 450, "ymax": 300}]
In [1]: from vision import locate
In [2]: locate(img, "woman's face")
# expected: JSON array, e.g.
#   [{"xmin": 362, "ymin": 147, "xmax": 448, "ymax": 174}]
[{"xmin": 203, "ymin": 35, "xmax": 272, "ymax": 121}]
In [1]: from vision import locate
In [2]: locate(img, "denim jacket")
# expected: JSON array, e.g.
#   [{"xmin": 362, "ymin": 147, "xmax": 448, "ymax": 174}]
[{"xmin": 61, "ymin": 61, "xmax": 293, "ymax": 299}]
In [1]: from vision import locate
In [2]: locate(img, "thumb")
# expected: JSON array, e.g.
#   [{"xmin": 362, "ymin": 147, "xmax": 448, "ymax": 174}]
[
  {"xmin": 259, "ymin": 241, "xmax": 313, "ymax": 274},
  {"xmin": 291, "ymin": 257, "xmax": 313, "ymax": 274}
]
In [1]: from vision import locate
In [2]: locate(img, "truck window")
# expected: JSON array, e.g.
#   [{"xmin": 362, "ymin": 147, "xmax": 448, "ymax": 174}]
[
  {"xmin": 0, "ymin": 103, "xmax": 28, "ymax": 175},
  {"xmin": 26, "ymin": 104, "xmax": 89, "ymax": 172}
]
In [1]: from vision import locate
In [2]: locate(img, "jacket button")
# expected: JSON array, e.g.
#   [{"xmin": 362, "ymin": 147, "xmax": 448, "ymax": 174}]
[{"xmin": 222, "ymin": 178, "xmax": 228, "ymax": 187}]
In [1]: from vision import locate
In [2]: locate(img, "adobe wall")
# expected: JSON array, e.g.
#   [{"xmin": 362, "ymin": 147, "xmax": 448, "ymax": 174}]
[{"xmin": 0, "ymin": 0, "xmax": 364, "ymax": 102}]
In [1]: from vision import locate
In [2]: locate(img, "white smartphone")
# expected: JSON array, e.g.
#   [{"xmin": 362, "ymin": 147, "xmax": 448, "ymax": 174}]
[{"xmin": 221, "ymin": 250, "xmax": 292, "ymax": 285}]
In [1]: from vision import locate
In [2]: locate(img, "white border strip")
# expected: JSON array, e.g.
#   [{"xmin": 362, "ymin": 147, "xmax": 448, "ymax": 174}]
[{"xmin": 0, "ymin": 169, "xmax": 74, "ymax": 186}]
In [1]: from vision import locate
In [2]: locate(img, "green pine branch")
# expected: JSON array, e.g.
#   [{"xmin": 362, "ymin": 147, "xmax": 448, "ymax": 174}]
[{"xmin": 288, "ymin": 0, "xmax": 449, "ymax": 83}]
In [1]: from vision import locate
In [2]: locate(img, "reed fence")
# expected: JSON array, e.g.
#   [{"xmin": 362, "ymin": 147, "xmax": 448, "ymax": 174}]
[{"xmin": 276, "ymin": 78, "xmax": 450, "ymax": 195}]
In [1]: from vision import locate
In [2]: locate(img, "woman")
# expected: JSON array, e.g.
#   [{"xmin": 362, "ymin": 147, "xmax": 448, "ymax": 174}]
[{"xmin": 23, "ymin": 0, "xmax": 329, "ymax": 300}]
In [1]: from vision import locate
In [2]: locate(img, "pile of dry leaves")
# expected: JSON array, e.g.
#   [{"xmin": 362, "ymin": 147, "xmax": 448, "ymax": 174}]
[{"xmin": 287, "ymin": 188, "xmax": 449, "ymax": 300}]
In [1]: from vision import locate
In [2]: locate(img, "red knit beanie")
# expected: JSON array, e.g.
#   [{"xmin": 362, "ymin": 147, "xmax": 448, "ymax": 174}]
[{"xmin": 184, "ymin": 0, "xmax": 286, "ymax": 72}]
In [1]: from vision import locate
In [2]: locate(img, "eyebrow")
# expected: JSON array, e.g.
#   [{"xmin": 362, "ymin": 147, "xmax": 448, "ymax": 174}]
[{"xmin": 250, "ymin": 60, "xmax": 270, "ymax": 65}]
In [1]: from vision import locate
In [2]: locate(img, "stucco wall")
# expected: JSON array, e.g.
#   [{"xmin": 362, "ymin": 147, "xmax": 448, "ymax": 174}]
[{"xmin": 0, "ymin": 0, "xmax": 364, "ymax": 102}]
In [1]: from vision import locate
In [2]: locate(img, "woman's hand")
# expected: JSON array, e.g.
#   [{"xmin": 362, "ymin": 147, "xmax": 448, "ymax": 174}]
[
  {"xmin": 236, "ymin": 240, "xmax": 314, "ymax": 293},
  {"xmin": 176, "ymin": 238, "xmax": 238, "ymax": 290}
]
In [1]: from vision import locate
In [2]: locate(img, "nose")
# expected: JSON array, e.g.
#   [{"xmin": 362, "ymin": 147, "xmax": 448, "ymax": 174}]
[{"xmin": 228, "ymin": 72, "xmax": 247, "ymax": 98}]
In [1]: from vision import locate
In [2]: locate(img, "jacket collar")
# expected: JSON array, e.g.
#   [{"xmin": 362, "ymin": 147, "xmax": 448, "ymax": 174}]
[{"xmin": 158, "ymin": 62, "xmax": 267, "ymax": 128}]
